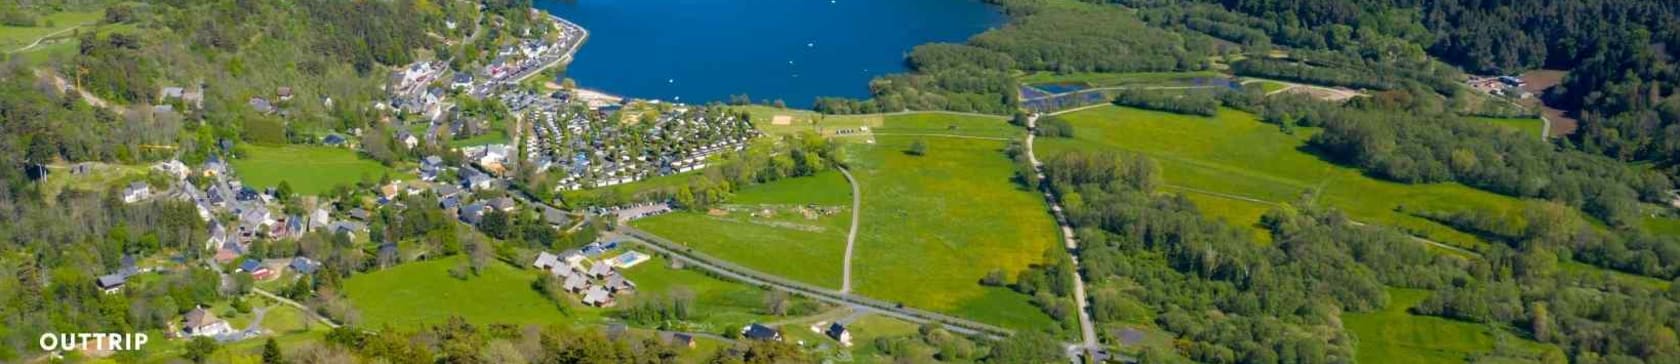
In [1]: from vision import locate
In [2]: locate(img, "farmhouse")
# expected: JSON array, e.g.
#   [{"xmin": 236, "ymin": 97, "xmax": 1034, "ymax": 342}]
[
  {"xmin": 122, "ymin": 182, "xmax": 150, "ymax": 204},
  {"xmin": 181, "ymin": 306, "xmax": 233, "ymax": 337},
  {"xmin": 825, "ymin": 322, "xmax": 852, "ymax": 347},
  {"xmin": 742, "ymin": 324, "xmax": 781, "ymax": 341},
  {"xmin": 661, "ymin": 332, "xmax": 697, "ymax": 348},
  {"xmin": 95, "ymin": 274, "xmax": 126, "ymax": 294}
]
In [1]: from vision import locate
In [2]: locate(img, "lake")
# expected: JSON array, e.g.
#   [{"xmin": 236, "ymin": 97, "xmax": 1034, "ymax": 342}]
[{"xmin": 538, "ymin": 0, "xmax": 1003, "ymax": 107}]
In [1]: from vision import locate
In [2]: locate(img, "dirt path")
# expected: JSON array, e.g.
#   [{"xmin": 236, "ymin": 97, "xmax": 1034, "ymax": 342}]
[
  {"xmin": 837, "ymin": 166, "xmax": 861, "ymax": 294},
  {"xmin": 1022, "ymin": 115, "xmax": 1104, "ymax": 362},
  {"xmin": 7, "ymin": 24, "xmax": 86, "ymax": 53},
  {"xmin": 251, "ymin": 288, "xmax": 341, "ymax": 329}
]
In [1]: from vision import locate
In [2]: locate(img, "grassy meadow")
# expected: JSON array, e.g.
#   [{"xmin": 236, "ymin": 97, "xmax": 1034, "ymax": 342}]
[
  {"xmin": 840, "ymin": 114, "xmax": 1061, "ymax": 332},
  {"xmin": 1033, "ymin": 105, "xmax": 1544, "ymax": 251},
  {"xmin": 232, "ymin": 144, "xmax": 406, "ymax": 196},
  {"xmin": 1471, "ymin": 117, "xmax": 1546, "ymax": 140},
  {"xmin": 633, "ymin": 171, "xmax": 852, "ymax": 288},
  {"xmin": 344, "ymin": 256, "xmax": 578, "ymax": 328},
  {"xmin": 1344, "ymin": 288, "xmax": 1557, "ymax": 364}
]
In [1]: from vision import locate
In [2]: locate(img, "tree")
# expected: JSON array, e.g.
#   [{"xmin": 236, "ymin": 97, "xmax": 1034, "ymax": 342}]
[
  {"xmin": 906, "ymin": 139, "xmax": 928, "ymax": 156},
  {"xmin": 263, "ymin": 337, "xmax": 286, "ymax": 364},
  {"xmin": 184, "ymin": 336, "xmax": 219, "ymax": 363}
]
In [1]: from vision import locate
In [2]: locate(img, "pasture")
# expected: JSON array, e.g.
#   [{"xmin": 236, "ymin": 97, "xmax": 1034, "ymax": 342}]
[
  {"xmin": 231, "ymin": 144, "xmax": 405, "ymax": 196},
  {"xmin": 1033, "ymin": 105, "xmax": 1540, "ymax": 251},
  {"xmin": 1344, "ymin": 288, "xmax": 1556, "ymax": 364},
  {"xmin": 840, "ymin": 115, "xmax": 1061, "ymax": 332},
  {"xmin": 343, "ymin": 256, "xmax": 576, "ymax": 328},
  {"xmin": 1471, "ymin": 117, "xmax": 1546, "ymax": 140},
  {"xmin": 633, "ymin": 171, "xmax": 852, "ymax": 288}
]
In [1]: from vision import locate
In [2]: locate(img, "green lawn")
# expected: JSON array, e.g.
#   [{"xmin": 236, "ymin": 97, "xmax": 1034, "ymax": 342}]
[
  {"xmin": 633, "ymin": 172, "xmax": 853, "ymax": 288},
  {"xmin": 1176, "ymin": 190, "xmax": 1275, "ymax": 244},
  {"xmin": 1034, "ymin": 105, "xmax": 1544, "ymax": 251},
  {"xmin": 344, "ymin": 256, "xmax": 578, "ymax": 328},
  {"xmin": 618, "ymin": 255, "xmax": 777, "ymax": 329},
  {"xmin": 232, "ymin": 144, "xmax": 405, "ymax": 196},
  {"xmin": 873, "ymin": 113, "xmax": 1019, "ymax": 139},
  {"xmin": 841, "ymin": 115, "xmax": 1061, "ymax": 332},
  {"xmin": 1646, "ymin": 217, "xmax": 1680, "ymax": 236},
  {"xmin": 733, "ymin": 105, "xmax": 884, "ymax": 136},
  {"xmin": 728, "ymin": 170, "xmax": 852, "ymax": 205},
  {"xmin": 447, "ymin": 130, "xmax": 509, "ymax": 148},
  {"xmin": 1344, "ymin": 288, "xmax": 1556, "ymax": 364},
  {"xmin": 0, "ymin": 10, "xmax": 100, "ymax": 50},
  {"xmin": 1471, "ymin": 117, "xmax": 1546, "ymax": 140}
]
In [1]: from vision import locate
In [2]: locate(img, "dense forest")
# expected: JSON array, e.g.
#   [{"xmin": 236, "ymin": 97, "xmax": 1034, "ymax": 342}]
[
  {"xmin": 1042, "ymin": 151, "xmax": 1680, "ymax": 363},
  {"xmin": 1115, "ymin": 0, "xmax": 1680, "ymax": 176}
]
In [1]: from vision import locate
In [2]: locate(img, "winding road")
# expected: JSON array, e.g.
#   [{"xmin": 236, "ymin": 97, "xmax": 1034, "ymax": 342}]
[
  {"xmin": 838, "ymin": 166, "xmax": 861, "ymax": 294},
  {"xmin": 1023, "ymin": 114, "xmax": 1105, "ymax": 362}
]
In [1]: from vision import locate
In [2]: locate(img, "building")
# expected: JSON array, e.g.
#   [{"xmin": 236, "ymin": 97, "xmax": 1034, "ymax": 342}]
[
  {"xmin": 290, "ymin": 256, "xmax": 321, "ymax": 275},
  {"xmin": 95, "ymin": 274, "xmax": 126, "ymax": 294},
  {"xmin": 605, "ymin": 274, "xmax": 636, "ymax": 293},
  {"xmin": 533, "ymin": 251, "xmax": 561, "ymax": 270},
  {"xmin": 563, "ymin": 273, "xmax": 589, "ymax": 293},
  {"xmin": 181, "ymin": 306, "xmax": 233, "ymax": 337},
  {"xmin": 582, "ymin": 286, "xmax": 614, "ymax": 307},
  {"xmin": 122, "ymin": 182, "xmax": 151, "ymax": 204},
  {"xmin": 826, "ymin": 323, "xmax": 852, "ymax": 347},
  {"xmin": 661, "ymin": 332, "xmax": 697, "ymax": 348},
  {"xmin": 587, "ymin": 262, "xmax": 614, "ymax": 279},
  {"xmin": 742, "ymin": 324, "xmax": 781, "ymax": 341}
]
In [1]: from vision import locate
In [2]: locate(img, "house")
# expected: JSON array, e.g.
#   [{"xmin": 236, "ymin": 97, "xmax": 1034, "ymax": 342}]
[
  {"xmin": 660, "ymin": 332, "xmax": 697, "ymax": 348},
  {"xmin": 397, "ymin": 131, "xmax": 419, "ymax": 149},
  {"xmin": 587, "ymin": 262, "xmax": 614, "ymax": 279},
  {"xmin": 436, "ymin": 184, "xmax": 463, "ymax": 199},
  {"xmin": 558, "ymin": 250, "xmax": 586, "ymax": 266},
  {"xmin": 153, "ymin": 160, "xmax": 190, "ymax": 180},
  {"xmin": 582, "ymin": 286, "xmax": 614, "ymax": 307},
  {"xmin": 348, "ymin": 208, "xmax": 370, "ymax": 221},
  {"xmin": 237, "ymin": 259, "xmax": 263, "ymax": 273},
  {"xmin": 466, "ymin": 174, "xmax": 494, "ymax": 190},
  {"xmin": 182, "ymin": 306, "xmax": 233, "ymax": 337},
  {"xmin": 289, "ymin": 257, "xmax": 321, "ymax": 275},
  {"xmin": 533, "ymin": 251, "xmax": 561, "ymax": 270},
  {"xmin": 460, "ymin": 202, "xmax": 488, "ymax": 224},
  {"xmin": 122, "ymin": 182, "xmax": 151, "ymax": 204},
  {"xmin": 825, "ymin": 323, "xmax": 852, "ymax": 347},
  {"xmin": 249, "ymin": 97, "xmax": 276, "ymax": 114},
  {"xmin": 742, "ymin": 324, "xmax": 781, "ymax": 341},
  {"xmin": 206, "ymin": 221, "xmax": 230, "ymax": 250},
  {"xmin": 490, "ymin": 197, "xmax": 517, "ymax": 212},
  {"xmin": 160, "ymin": 87, "xmax": 185, "ymax": 101},
  {"xmin": 549, "ymin": 264, "xmax": 574, "ymax": 278},
  {"xmin": 329, "ymin": 221, "xmax": 365, "ymax": 238},
  {"xmin": 563, "ymin": 273, "xmax": 589, "ymax": 293},
  {"xmin": 480, "ymin": 144, "xmax": 510, "ymax": 165},
  {"xmin": 95, "ymin": 274, "xmax": 126, "ymax": 294},
  {"xmin": 605, "ymin": 274, "xmax": 636, "ymax": 293},
  {"xmin": 451, "ymin": 72, "xmax": 473, "ymax": 90},
  {"xmin": 309, "ymin": 207, "xmax": 331, "ymax": 232},
  {"xmin": 543, "ymin": 208, "xmax": 569, "ymax": 225}
]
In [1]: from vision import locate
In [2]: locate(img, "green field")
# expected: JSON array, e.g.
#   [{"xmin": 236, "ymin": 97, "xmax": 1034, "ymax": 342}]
[
  {"xmin": 1471, "ymin": 117, "xmax": 1546, "ymax": 140},
  {"xmin": 345, "ymin": 254, "xmax": 775, "ymax": 330},
  {"xmin": 232, "ymin": 144, "xmax": 406, "ymax": 196},
  {"xmin": 0, "ymin": 10, "xmax": 100, "ymax": 50},
  {"xmin": 1034, "ymin": 105, "xmax": 1543, "ymax": 251},
  {"xmin": 1646, "ymin": 217, "xmax": 1680, "ymax": 236},
  {"xmin": 447, "ymin": 130, "xmax": 510, "ymax": 147},
  {"xmin": 1344, "ymin": 288, "xmax": 1555, "ymax": 363},
  {"xmin": 842, "ymin": 114, "xmax": 1061, "ymax": 332},
  {"xmin": 870, "ymin": 113, "xmax": 1018, "ymax": 139},
  {"xmin": 344, "ymin": 256, "xmax": 577, "ymax": 328},
  {"xmin": 634, "ymin": 171, "xmax": 852, "ymax": 288},
  {"xmin": 732, "ymin": 105, "xmax": 884, "ymax": 136}
]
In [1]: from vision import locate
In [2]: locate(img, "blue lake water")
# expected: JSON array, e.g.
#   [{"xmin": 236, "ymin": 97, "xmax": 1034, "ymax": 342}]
[{"xmin": 538, "ymin": 0, "xmax": 1003, "ymax": 107}]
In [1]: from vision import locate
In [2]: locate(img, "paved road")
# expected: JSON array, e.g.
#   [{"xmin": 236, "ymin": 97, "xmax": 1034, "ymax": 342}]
[
  {"xmin": 838, "ymin": 166, "xmax": 862, "ymax": 294},
  {"xmin": 1024, "ymin": 114, "xmax": 1105, "ymax": 363},
  {"xmin": 615, "ymin": 226, "xmax": 1013, "ymax": 339}
]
